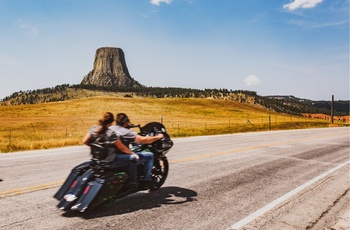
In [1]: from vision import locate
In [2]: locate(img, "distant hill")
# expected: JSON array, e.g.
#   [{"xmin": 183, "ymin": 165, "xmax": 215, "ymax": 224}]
[
  {"xmin": 1, "ymin": 84, "xmax": 349, "ymax": 116},
  {"xmin": 266, "ymin": 95, "xmax": 349, "ymax": 116}
]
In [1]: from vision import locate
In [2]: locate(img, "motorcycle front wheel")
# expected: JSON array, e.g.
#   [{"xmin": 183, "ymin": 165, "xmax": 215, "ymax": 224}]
[{"xmin": 150, "ymin": 157, "xmax": 168, "ymax": 191}]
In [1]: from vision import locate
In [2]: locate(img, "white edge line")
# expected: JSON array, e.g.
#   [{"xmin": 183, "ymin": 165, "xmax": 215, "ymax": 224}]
[
  {"xmin": 0, "ymin": 149, "xmax": 86, "ymax": 161},
  {"xmin": 228, "ymin": 160, "xmax": 350, "ymax": 230}
]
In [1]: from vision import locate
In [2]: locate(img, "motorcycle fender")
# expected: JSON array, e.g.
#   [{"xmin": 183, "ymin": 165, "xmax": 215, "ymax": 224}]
[
  {"xmin": 53, "ymin": 161, "xmax": 90, "ymax": 200},
  {"xmin": 71, "ymin": 178, "xmax": 105, "ymax": 212},
  {"xmin": 57, "ymin": 169, "xmax": 94, "ymax": 211}
]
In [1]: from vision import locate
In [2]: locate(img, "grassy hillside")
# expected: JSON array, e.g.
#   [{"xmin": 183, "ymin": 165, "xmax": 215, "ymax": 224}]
[
  {"xmin": 2, "ymin": 84, "xmax": 348, "ymax": 116},
  {"xmin": 0, "ymin": 96, "xmax": 344, "ymax": 153}
]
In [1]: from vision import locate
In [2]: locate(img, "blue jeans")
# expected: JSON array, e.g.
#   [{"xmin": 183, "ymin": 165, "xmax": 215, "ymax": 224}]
[
  {"xmin": 135, "ymin": 151, "xmax": 154, "ymax": 181},
  {"xmin": 110, "ymin": 153, "xmax": 138, "ymax": 183}
]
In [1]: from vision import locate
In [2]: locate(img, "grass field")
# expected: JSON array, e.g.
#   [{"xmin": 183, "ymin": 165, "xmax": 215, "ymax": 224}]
[{"xmin": 0, "ymin": 96, "xmax": 345, "ymax": 153}]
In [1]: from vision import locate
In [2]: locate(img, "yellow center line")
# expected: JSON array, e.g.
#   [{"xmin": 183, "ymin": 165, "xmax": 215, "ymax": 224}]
[
  {"xmin": 0, "ymin": 181, "xmax": 64, "ymax": 198},
  {"xmin": 1, "ymin": 131, "xmax": 348, "ymax": 198}
]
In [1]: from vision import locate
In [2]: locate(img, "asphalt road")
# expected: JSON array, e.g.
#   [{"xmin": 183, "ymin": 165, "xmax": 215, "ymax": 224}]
[{"xmin": 0, "ymin": 127, "xmax": 349, "ymax": 230}]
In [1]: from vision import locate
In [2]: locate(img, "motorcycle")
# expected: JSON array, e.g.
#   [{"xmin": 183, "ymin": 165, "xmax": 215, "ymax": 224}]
[{"xmin": 53, "ymin": 122, "xmax": 173, "ymax": 213}]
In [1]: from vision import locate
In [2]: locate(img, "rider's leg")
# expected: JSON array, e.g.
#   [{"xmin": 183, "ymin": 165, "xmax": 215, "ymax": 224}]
[
  {"xmin": 136, "ymin": 151, "xmax": 154, "ymax": 181},
  {"xmin": 110, "ymin": 154, "xmax": 138, "ymax": 188}
]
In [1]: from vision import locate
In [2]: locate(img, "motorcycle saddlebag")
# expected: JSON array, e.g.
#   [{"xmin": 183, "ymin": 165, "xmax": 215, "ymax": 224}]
[
  {"xmin": 57, "ymin": 169, "xmax": 94, "ymax": 211},
  {"xmin": 53, "ymin": 161, "xmax": 90, "ymax": 200},
  {"xmin": 71, "ymin": 172, "xmax": 128, "ymax": 212}
]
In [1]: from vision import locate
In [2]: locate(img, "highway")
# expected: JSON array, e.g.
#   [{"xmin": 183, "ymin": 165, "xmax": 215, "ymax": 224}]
[{"xmin": 0, "ymin": 127, "xmax": 349, "ymax": 230}]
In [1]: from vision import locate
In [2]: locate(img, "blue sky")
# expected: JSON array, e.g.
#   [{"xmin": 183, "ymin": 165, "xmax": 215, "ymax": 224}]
[{"xmin": 0, "ymin": 0, "xmax": 349, "ymax": 100}]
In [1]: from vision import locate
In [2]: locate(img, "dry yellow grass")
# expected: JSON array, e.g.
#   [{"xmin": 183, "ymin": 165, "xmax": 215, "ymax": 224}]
[{"xmin": 0, "ymin": 96, "xmax": 339, "ymax": 153}]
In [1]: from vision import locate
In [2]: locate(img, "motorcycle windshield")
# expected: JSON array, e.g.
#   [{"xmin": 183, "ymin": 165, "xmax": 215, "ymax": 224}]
[{"xmin": 140, "ymin": 122, "xmax": 168, "ymax": 137}]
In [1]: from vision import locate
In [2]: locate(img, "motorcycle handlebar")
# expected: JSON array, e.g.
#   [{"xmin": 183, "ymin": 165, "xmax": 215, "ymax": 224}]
[{"xmin": 128, "ymin": 124, "xmax": 141, "ymax": 129}]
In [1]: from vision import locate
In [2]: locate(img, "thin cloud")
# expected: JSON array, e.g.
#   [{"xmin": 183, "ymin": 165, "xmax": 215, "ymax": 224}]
[
  {"xmin": 283, "ymin": 0, "xmax": 323, "ymax": 11},
  {"xmin": 150, "ymin": 0, "xmax": 172, "ymax": 6},
  {"xmin": 287, "ymin": 19, "xmax": 306, "ymax": 26},
  {"xmin": 244, "ymin": 75, "xmax": 261, "ymax": 87},
  {"xmin": 14, "ymin": 19, "xmax": 38, "ymax": 36},
  {"xmin": 309, "ymin": 19, "xmax": 349, "ymax": 28},
  {"xmin": 287, "ymin": 19, "xmax": 349, "ymax": 28}
]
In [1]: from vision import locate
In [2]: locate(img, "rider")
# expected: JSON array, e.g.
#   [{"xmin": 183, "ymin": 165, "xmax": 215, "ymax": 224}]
[
  {"xmin": 82, "ymin": 112, "xmax": 139, "ymax": 191},
  {"xmin": 110, "ymin": 113, "xmax": 164, "ymax": 189}
]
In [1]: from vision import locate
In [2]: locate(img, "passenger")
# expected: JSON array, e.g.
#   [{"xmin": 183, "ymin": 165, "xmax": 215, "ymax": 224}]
[
  {"xmin": 82, "ymin": 112, "xmax": 139, "ymax": 191},
  {"xmin": 110, "ymin": 113, "xmax": 163, "ymax": 189}
]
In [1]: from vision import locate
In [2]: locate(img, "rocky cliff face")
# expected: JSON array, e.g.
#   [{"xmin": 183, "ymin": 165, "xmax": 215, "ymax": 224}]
[{"xmin": 81, "ymin": 47, "xmax": 141, "ymax": 87}]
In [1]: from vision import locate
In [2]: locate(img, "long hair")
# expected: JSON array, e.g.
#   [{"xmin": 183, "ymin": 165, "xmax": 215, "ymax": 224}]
[{"xmin": 96, "ymin": 112, "xmax": 114, "ymax": 135}]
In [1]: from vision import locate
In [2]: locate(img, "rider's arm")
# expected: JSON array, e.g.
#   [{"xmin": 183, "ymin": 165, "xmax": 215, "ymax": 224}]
[
  {"xmin": 82, "ymin": 133, "xmax": 91, "ymax": 145},
  {"xmin": 114, "ymin": 140, "xmax": 139, "ymax": 160},
  {"xmin": 134, "ymin": 133, "xmax": 164, "ymax": 144}
]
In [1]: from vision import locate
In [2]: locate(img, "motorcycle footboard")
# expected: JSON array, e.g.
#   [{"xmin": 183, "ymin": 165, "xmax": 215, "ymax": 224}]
[{"xmin": 71, "ymin": 178, "xmax": 105, "ymax": 213}]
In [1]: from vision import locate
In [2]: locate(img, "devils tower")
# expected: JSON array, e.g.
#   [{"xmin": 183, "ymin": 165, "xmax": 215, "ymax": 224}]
[{"xmin": 81, "ymin": 47, "xmax": 141, "ymax": 87}]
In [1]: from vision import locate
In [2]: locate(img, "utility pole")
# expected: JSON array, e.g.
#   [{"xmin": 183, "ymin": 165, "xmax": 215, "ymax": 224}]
[{"xmin": 331, "ymin": 95, "xmax": 334, "ymax": 124}]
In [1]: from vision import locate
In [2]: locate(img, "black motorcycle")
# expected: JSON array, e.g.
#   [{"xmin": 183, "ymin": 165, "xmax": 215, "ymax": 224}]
[{"xmin": 53, "ymin": 122, "xmax": 173, "ymax": 213}]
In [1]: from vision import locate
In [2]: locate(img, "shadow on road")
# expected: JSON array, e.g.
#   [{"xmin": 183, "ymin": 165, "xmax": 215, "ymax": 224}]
[{"xmin": 62, "ymin": 186, "xmax": 197, "ymax": 219}]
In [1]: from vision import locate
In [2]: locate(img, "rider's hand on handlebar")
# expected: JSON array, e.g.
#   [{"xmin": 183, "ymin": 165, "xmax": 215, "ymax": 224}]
[
  {"xmin": 152, "ymin": 127, "xmax": 164, "ymax": 138},
  {"xmin": 157, "ymin": 133, "xmax": 164, "ymax": 140},
  {"xmin": 133, "ymin": 153, "xmax": 140, "ymax": 161}
]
